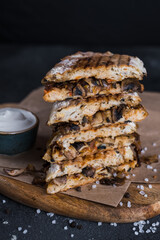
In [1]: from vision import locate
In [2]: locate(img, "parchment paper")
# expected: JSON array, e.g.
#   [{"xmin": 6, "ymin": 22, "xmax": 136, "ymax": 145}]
[{"xmin": 0, "ymin": 88, "xmax": 159, "ymax": 207}]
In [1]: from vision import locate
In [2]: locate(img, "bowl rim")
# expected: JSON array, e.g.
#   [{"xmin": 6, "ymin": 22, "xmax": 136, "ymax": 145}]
[{"xmin": 0, "ymin": 106, "xmax": 39, "ymax": 135}]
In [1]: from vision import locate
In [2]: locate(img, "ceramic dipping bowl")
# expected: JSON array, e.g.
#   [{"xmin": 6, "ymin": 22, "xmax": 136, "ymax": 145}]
[{"xmin": 0, "ymin": 106, "xmax": 39, "ymax": 155}]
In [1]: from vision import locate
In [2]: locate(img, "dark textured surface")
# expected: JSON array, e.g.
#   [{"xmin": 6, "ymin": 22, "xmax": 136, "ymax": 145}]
[{"xmin": 0, "ymin": 45, "xmax": 160, "ymax": 240}]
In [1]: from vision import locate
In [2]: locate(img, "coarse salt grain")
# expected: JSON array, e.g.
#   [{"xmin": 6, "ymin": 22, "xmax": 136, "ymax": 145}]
[
  {"xmin": 69, "ymin": 219, "xmax": 73, "ymax": 224},
  {"xmin": 144, "ymin": 178, "xmax": 149, "ymax": 182},
  {"xmin": 148, "ymin": 184, "xmax": 152, "ymax": 189},
  {"xmin": 141, "ymin": 150, "xmax": 145, "ymax": 154},
  {"xmin": 146, "ymin": 229, "xmax": 151, "ymax": 233},
  {"xmin": 133, "ymin": 227, "xmax": 136, "ymax": 231},
  {"xmin": 11, "ymin": 235, "xmax": 17, "ymax": 240},
  {"xmin": 134, "ymin": 231, "xmax": 139, "ymax": 235},
  {"xmin": 144, "ymin": 147, "xmax": 147, "ymax": 151},
  {"xmin": 126, "ymin": 175, "xmax": 130, "ymax": 179},
  {"xmin": 144, "ymin": 194, "xmax": 148, "ymax": 198},
  {"xmin": 64, "ymin": 226, "xmax": 68, "ymax": 230},
  {"xmin": 47, "ymin": 212, "xmax": 54, "ymax": 217},
  {"xmin": 36, "ymin": 209, "xmax": 41, "ymax": 214},
  {"xmin": 98, "ymin": 222, "xmax": 102, "ymax": 226},
  {"xmin": 152, "ymin": 142, "xmax": 157, "ymax": 147},
  {"xmin": 158, "ymin": 154, "xmax": 160, "ymax": 159},
  {"xmin": 71, "ymin": 234, "xmax": 74, "ymax": 238},
  {"xmin": 137, "ymin": 185, "xmax": 140, "ymax": 189},
  {"xmin": 153, "ymin": 168, "xmax": 157, "ymax": 172},
  {"xmin": 2, "ymin": 200, "xmax": 6, "ymax": 204},
  {"xmin": 119, "ymin": 202, "xmax": 123, "ymax": 206},
  {"xmin": 52, "ymin": 220, "xmax": 56, "ymax": 224},
  {"xmin": 132, "ymin": 174, "xmax": 136, "ymax": 177},
  {"xmin": 113, "ymin": 173, "xmax": 117, "ymax": 177},
  {"xmin": 96, "ymin": 181, "xmax": 100, "ymax": 184},
  {"xmin": 140, "ymin": 185, "xmax": 144, "ymax": 190},
  {"xmin": 92, "ymin": 184, "xmax": 96, "ymax": 189},
  {"xmin": 3, "ymin": 221, "xmax": 8, "ymax": 224},
  {"xmin": 18, "ymin": 227, "xmax": 22, "ymax": 231},
  {"xmin": 139, "ymin": 191, "xmax": 145, "ymax": 196},
  {"xmin": 127, "ymin": 201, "xmax": 131, "ymax": 208},
  {"xmin": 147, "ymin": 165, "xmax": 153, "ymax": 169},
  {"xmin": 23, "ymin": 229, "xmax": 28, "ymax": 234}
]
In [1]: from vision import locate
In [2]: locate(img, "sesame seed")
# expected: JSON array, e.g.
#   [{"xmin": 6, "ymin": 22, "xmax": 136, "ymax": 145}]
[
  {"xmin": 64, "ymin": 226, "xmax": 68, "ymax": 230},
  {"xmin": 18, "ymin": 227, "xmax": 22, "ymax": 231},
  {"xmin": 98, "ymin": 222, "xmax": 102, "ymax": 226},
  {"xmin": 23, "ymin": 229, "xmax": 28, "ymax": 234},
  {"xmin": 148, "ymin": 184, "xmax": 152, "ymax": 189},
  {"xmin": 52, "ymin": 220, "xmax": 56, "ymax": 224},
  {"xmin": 36, "ymin": 209, "xmax": 41, "ymax": 214},
  {"xmin": 144, "ymin": 178, "xmax": 149, "ymax": 182}
]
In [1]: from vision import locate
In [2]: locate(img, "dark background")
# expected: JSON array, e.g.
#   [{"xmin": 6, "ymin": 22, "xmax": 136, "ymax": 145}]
[{"xmin": 0, "ymin": 1, "xmax": 160, "ymax": 240}]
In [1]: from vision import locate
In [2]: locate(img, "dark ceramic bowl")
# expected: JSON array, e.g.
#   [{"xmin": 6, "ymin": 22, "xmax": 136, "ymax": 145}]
[{"xmin": 0, "ymin": 107, "xmax": 39, "ymax": 155}]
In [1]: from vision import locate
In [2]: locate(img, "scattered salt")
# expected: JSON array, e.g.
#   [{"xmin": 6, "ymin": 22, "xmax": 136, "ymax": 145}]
[
  {"xmin": 133, "ymin": 227, "xmax": 136, "ymax": 231},
  {"xmin": 113, "ymin": 173, "xmax": 117, "ymax": 177},
  {"xmin": 47, "ymin": 212, "xmax": 54, "ymax": 217},
  {"xmin": 2, "ymin": 200, "xmax": 6, "ymax": 204},
  {"xmin": 52, "ymin": 220, "xmax": 56, "ymax": 224},
  {"xmin": 134, "ymin": 231, "xmax": 139, "ymax": 235},
  {"xmin": 3, "ymin": 221, "xmax": 8, "ymax": 224},
  {"xmin": 140, "ymin": 185, "xmax": 144, "ymax": 190},
  {"xmin": 64, "ymin": 226, "xmax": 68, "ymax": 230},
  {"xmin": 141, "ymin": 150, "xmax": 145, "ymax": 154},
  {"xmin": 147, "ymin": 165, "xmax": 153, "ymax": 169},
  {"xmin": 144, "ymin": 178, "xmax": 149, "ymax": 182},
  {"xmin": 139, "ymin": 191, "xmax": 145, "ymax": 196},
  {"xmin": 36, "ymin": 209, "xmax": 41, "ymax": 214},
  {"xmin": 23, "ymin": 229, "xmax": 28, "ymax": 234},
  {"xmin": 153, "ymin": 168, "xmax": 157, "ymax": 172},
  {"xmin": 11, "ymin": 235, "xmax": 17, "ymax": 240},
  {"xmin": 144, "ymin": 147, "xmax": 147, "ymax": 151},
  {"xmin": 18, "ymin": 227, "xmax": 22, "ymax": 231},
  {"xmin": 96, "ymin": 180, "xmax": 100, "ymax": 184},
  {"xmin": 144, "ymin": 194, "xmax": 148, "ymax": 198},
  {"xmin": 119, "ymin": 202, "xmax": 123, "ymax": 206},
  {"xmin": 71, "ymin": 234, "xmax": 74, "ymax": 238},
  {"xmin": 92, "ymin": 184, "xmax": 97, "ymax": 189},
  {"xmin": 148, "ymin": 184, "xmax": 152, "ymax": 189},
  {"xmin": 132, "ymin": 174, "xmax": 136, "ymax": 177},
  {"xmin": 152, "ymin": 142, "xmax": 157, "ymax": 147},
  {"xmin": 146, "ymin": 229, "xmax": 151, "ymax": 233},
  {"xmin": 69, "ymin": 219, "xmax": 73, "ymax": 224},
  {"xmin": 98, "ymin": 222, "xmax": 102, "ymax": 226},
  {"xmin": 126, "ymin": 175, "xmax": 130, "ymax": 179},
  {"xmin": 127, "ymin": 201, "xmax": 131, "ymax": 208}
]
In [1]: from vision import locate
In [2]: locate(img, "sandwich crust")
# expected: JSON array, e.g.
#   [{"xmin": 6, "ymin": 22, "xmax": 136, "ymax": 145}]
[{"xmin": 43, "ymin": 51, "xmax": 146, "ymax": 83}]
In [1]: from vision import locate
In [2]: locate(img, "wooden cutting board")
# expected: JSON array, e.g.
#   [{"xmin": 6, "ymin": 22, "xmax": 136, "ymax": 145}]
[{"xmin": 0, "ymin": 175, "xmax": 160, "ymax": 223}]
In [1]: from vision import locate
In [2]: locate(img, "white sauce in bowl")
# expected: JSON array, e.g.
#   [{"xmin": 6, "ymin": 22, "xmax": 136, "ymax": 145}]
[{"xmin": 0, "ymin": 108, "xmax": 37, "ymax": 132}]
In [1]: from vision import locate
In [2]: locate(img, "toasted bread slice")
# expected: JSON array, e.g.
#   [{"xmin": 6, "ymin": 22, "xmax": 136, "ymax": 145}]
[
  {"xmin": 48, "ymin": 104, "xmax": 148, "ymax": 128},
  {"xmin": 48, "ymin": 122, "xmax": 137, "ymax": 151},
  {"xmin": 47, "ymin": 160, "xmax": 137, "ymax": 194},
  {"xmin": 46, "ymin": 146, "xmax": 134, "ymax": 180},
  {"xmin": 43, "ymin": 133, "xmax": 139, "ymax": 162},
  {"xmin": 43, "ymin": 51, "xmax": 146, "ymax": 83},
  {"xmin": 48, "ymin": 93, "xmax": 141, "ymax": 124},
  {"xmin": 43, "ymin": 78, "xmax": 144, "ymax": 102}
]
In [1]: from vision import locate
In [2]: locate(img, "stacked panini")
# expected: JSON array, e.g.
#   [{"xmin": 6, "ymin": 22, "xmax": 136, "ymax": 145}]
[{"xmin": 42, "ymin": 51, "xmax": 148, "ymax": 194}]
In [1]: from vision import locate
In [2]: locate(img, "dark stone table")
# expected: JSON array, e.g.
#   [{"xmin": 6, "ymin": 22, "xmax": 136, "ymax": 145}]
[{"xmin": 0, "ymin": 45, "xmax": 160, "ymax": 240}]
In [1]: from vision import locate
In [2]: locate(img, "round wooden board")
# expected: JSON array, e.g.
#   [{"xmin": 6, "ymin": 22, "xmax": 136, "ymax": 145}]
[{"xmin": 0, "ymin": 175, "xmax": 160, "ymax": 223}]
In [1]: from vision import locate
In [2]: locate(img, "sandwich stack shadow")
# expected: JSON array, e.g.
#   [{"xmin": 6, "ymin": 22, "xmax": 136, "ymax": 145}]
[{"xmin": 42, "ymin": 51, "xmax": 148, "ymax": 194}]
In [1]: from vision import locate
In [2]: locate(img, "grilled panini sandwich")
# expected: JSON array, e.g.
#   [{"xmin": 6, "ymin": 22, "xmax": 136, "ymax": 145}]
[{"xmin": 42, "ymin": 51, "xmax": 148, "ymax": 194}]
